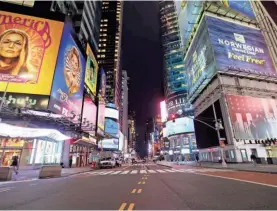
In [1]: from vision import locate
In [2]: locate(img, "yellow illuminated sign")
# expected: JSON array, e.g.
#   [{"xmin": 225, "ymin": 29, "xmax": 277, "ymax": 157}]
[
  {"xmin": 85, "ymin": 44, "xmax": 98, "ymax": 96},
  {"xmin": 0, "ymin": 11, "xmax": 64, "ymax": 95}
]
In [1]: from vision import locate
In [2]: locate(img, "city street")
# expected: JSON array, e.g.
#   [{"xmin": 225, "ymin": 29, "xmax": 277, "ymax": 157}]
[{"xmin": 0, "ymin": 163, "xmax": 277, "ymax": 210}]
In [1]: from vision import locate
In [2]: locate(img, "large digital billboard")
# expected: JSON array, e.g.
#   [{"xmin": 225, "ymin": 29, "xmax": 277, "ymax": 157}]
[
  {"xmin": 48, "ymin": 23, "xmax": 85, "ymax": 122},
  {"xmin": 82, "ymin": 95, "xmax": 97, "ymax": 134},
  {"xmin": 119, "ymin": 131, "xmax": 124, "ymax": 151},
  {"xmin": 98, "ymin": 67, "xmax": 106, "ymax": 100},
  {"xmin": 166, "ymin": 117, "xmax": 194, "ymax": 136},
  {"xmin": 221, "ymin": 0, "xmax": 256, "ymax": 19},
  {"xmin": 226, "ymin": 95, "xmax": 277, "ymax": 140},
  {"xmin": 0, "ymin": 11, "xmax": 63, "ymax": 95},
  {"xmin": 98, "ymin": 138, "xmax": 119, "ymax": 150},
  {"xmin": 104, "ymin": 118, "xmax": 119, "ymax": 138},
  {"xmin": 187, "ymin": 15, "xmax": 276, "ymax": 97},
  {"xmin": 85, "ymin": 44, "xmax": 98, "ymax": 96}
]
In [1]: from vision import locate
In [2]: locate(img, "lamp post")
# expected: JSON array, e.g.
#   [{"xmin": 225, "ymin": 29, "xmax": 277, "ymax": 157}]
[{"xmin": 0, "ymin": 78, "xmax": 11, "ymax": 114}]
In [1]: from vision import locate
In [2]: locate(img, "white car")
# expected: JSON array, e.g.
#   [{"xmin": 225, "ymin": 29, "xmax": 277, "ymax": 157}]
[{"xmin": 99, "ymin": 157, "xmax": 116, "ymax": 168}]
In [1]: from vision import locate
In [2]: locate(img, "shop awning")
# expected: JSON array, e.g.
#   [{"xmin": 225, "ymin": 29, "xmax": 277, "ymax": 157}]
[{"xmin": 0, "ymin": 123, "xmax": 70, "ymax": 141}]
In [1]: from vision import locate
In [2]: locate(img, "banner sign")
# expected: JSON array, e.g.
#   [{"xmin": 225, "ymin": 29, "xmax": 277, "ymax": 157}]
[
  {"xmin": 48, "ymin": 23, "xmax": 86, "ymax": 122},
  {"xmin": 85, "ymin": 44, "xmax": 98, "ymax": 96}
]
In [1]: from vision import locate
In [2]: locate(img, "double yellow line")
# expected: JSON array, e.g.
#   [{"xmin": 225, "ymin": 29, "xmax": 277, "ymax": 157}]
[
  {"xmin": 131, "ymin": 188, "xmax": 142, "ymax": 194},
  {"xmin": 119, "ymin": 203, "xmax": 135, "ymax": 211}
]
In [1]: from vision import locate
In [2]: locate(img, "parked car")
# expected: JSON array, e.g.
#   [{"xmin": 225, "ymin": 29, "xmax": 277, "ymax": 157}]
[{"xmin": 99, "ymin": 157, "xmax": 116, "ymax": 169}]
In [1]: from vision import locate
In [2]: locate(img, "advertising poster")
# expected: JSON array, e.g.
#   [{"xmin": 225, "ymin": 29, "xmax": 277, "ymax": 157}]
[
  {"xmin": 119, "ymin": 131, "xmax": 124, "ymax": 151},
  {"xmin": 48, "ymin": 23, "xmax": 86, "ymax": 122},
  {"xmin": 104, "ymin": 118, "xmax": 119, "ymax": 138},
  {"xmin": 82, "ymin": 95, "xmax": 97, "ymax": 134},
  {"xmin": 85, "ymin": 44, "xmax": 98, "ymax": 96},
  {"xmin": 97, "ymin": 101, "xmax": 105, "ymax": 136},
  {"xmin": 105, "ymin": 107, "xmax": 119, "ymax": 120},
  {"xmin": 206, "ymin": 15, "xmax": 276, "ymax": 75},
  {"xmin": 185, "ymin": 17, "xmax": 216, "ymax": 96},
  {"xmin": 98, "ymin": 67, "xmax": 106, "ymax": 100},
  {"xmin": 0, "ymin": 11, "xmax": 64, "ymax": 95},
  {"xmin": 166, "ymin": 92, "xmax": 194, "ymax": 116},
  {"xmin": 166, "ymin": 117, "xmax": 195, "ymax": 136},
  {"xmin": 98, "ymin": 138, "xmax": 119, "ymax": 150},
  {"xmin": 221, "ymin": 0, "xmax": 256, "ymax": 19},
  {"xmin": 226, "ymin": 94, "xmax": 277, "ymax": 140}
]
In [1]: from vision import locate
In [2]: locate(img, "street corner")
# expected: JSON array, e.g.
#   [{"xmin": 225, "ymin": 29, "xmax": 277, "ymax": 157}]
[{"xmin": 197, "ymin": 170, "xmax": 277, "ymax": 187}]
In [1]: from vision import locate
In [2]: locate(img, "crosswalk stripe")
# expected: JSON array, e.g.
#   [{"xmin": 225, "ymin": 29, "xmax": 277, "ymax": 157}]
[
  {"xmin": 120, "ymin": 170, "xmax": 130, "ymax": 174},
  {"xmin": 140, "ymin": 170, "xmax": 147, "ymax": 174},
  {"xmin": 110, "ymin": 171, "xmax": 122, "ymax": 175},
  {"xmin": 157, "ymin": 170, "xmax": 166, "ymax": 173},
  {"xmin": 147, "ymin": 170, "xmax": 156, "ymax": 173},
  {"xmin": 130, "ymin": 170, "xmax": 138, "ymax": 174},
  {"xmin": 99, "ymin": 171, "xmax": 113, "ymax": 175},
  {"xmin": 164, "ymin": 169, "xmax": 175, "ymax": 173}
]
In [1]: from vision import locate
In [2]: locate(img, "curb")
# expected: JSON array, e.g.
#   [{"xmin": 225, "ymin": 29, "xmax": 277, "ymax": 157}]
[
  {"xmin": 157, "ymin": 163, "xmax": 173, "ymax": 168},
  {"xmin": 61, "ymin": 169, "xmax": 95, "ymax": 178}
]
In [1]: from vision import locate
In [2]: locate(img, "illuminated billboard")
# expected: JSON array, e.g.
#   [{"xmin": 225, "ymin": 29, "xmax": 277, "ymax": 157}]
[
  {"xmin": 85, "ymin": 44, "xmax": 98, "ymax": 96},
  {"xmin": 160, "ymin": 100, "xmax": 167, "ymax": 122},
  {"xmin": 187, "ymin": 15, "xmax": 276, "ymax": 96},
  {"xmin": 221, "ymin": 0, "xmax": 256, "ymax": 19},
  {"xmin": 226, "ymin": 95, "xmax": 277, "ymax": 140},
  {"xmin": 98, "ymin": 138, "xmax": 119, "ymax": 150},
  {"xmin": 0, "ymin": 11, "xmax": 63, "ymax": 95},
  {"xmin": 166, "ymin": 117, "xmax": 194, "ymax": 136},
  {"xmin": 97, "ymin": 101, "xmax": 105, "ymax": 136},
  {"xmin": 104, "ymin": 118, "xmax": 119, "ymax": 138},
  {"xmin": 105, "ymin": 107, "xmax": 119, "ymax": 120},
  {"xmin": 82, "ymin": 95, "xmax": 97, "ymax": 134},
  {"xmin": 119, "ymin": 131, "xmax": 124, "ymax": 151},
  {"xmin": 98, "ymin": 67, "xmax": 106, "ymax": 100},
  {"xmin": 48, "ymin": 23, "xmax": 86, "ymax": 122}
]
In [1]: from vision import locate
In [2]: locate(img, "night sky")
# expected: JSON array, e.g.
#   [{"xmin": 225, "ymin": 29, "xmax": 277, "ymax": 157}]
[{"xmin": 122, "ymin": 1, "xmax": 164, "ymax": 155}]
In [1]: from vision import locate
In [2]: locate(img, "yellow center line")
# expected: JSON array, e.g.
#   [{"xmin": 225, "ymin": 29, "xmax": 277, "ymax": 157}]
[
  {"xmin": 137, "ymin": 189, "xmax": 142, "ymax": 193},
  {"xmin": 131, "ymin": 189, "xmax": 136, "ymax": 193},
  {"xmin": 128, "ymin": 203, "xmax": 135, "ymax": 211},
  {"xmin": 142, "ymin": 181, "xmax": 146, "ymax": 184},
  {"xmin": 119, "ymin": 203, "xmax": 127, "ymax": 211},
  {"xmin": 138, "ymin": 181, "xmax": 141, "ymax": 184}
]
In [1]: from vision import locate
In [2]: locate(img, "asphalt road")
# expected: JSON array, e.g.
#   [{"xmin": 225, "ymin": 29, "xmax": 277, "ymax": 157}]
[{"xmin": 0, "ymin": 163, "xmax": 277, "ymax": 210}]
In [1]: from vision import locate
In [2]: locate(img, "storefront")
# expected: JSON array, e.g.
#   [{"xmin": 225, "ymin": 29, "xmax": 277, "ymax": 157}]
[{"xmin": 0, "ymin": 123, "xmax": 70, "ymax": 167}]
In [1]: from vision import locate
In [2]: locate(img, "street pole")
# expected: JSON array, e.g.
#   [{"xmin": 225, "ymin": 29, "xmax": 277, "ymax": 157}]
[{"xmin": 212, "ymin": 102, "xmax": 227, "ymax": 168}]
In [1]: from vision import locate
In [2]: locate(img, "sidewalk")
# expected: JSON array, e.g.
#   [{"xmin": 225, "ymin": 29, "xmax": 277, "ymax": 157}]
[
  {"xmin": 10, "ymin": 166, "xmax": 94, "ymax": 181},
  {"xmin": 157, "ymin": 161, "xmax": 277, "ymax": 174}
]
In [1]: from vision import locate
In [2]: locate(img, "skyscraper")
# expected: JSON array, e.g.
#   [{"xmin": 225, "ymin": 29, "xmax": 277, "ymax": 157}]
[{"xmin": 98, "ymin": 0, "xmax": 124, "ymax": 108}]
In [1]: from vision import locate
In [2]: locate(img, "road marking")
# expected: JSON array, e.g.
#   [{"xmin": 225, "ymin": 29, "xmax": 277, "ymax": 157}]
[
  {"xmin": 128, "ymin": 203, "xmax": 135, "ymax": 211},
  {"xmin": 137, "ymin": 189, "xmax": 142, "ymax": 193},
  {"xmin": 138, "ymin": 182, "xmax": 141, "ymax": 184},
  {"xmin": 157, "ymin": 170, "xmax": 166, "ymax": 173},
  {"xmin": 142, "ymin": 181, "xmax": 146, "ymax": 184},
  {"xmin": 148, "ymin": 170, "xmax": 156, "ymax": 173},
  {"xmin": 0, "ymin": 187, "xmax": 13, "ymax": 193},
  {"xmin": 121, "ymin": 170, "xmax": 130, "ymax": 174},
  {"xmin": 29, "ymin": 183, "xmax": 37, "ymax": 186},
  {"xmin": 142, "ymin": 177, "xmax": 147, "ymax": 180},
  {"xmin": 131, "ymin": 189, "xmax": 137, "ymax": 193},
  {"xmin": 196, "ymin": 173, "xmax": 277, "ymax": 188},
  {"xmin": 111, "ymin": 171, "xmax": 122, "ymax": 175},
  {"xmin": 164, "ymin": 169, "xmax": 175, "ymax": 173},
  {"xmin": 130, "ymin": 170, "xmax": 138, "ymax": 174},
  {"xmin": 99, "ymin": 171, "xmax": 113, "ymax": 175},
  {"xmin": 140, "ymin": 170, "xmax": 147, "ymax": 174},
  {"xmin": 119, "ymin": 203, "xmax": 127, "ymax": 210}
]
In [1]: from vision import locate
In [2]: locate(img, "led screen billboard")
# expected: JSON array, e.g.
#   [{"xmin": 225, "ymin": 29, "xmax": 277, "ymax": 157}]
[
  {"xmin": 0, "ymin": 11, "xmax": 63, "ymax": 95},
  {"xmin": 187, "ymin": 15, "xmax": 276, "ymax": 96},
  {"xmin": 85, "ymin": 44, "xmax": 98, "ymax": 96},
  {"xmin": 98, "ymin": 67, "xmax": 106, "ymax": 100},
  {"xmin": 97, "ymin": 101, "xmax": 105, "ymax": 136},
  {"xmin": 226, "ymin": 95, "xmax": 277, "ymax": 140},
  {"xmin": 221, "ymin": 0, "xmax": 255, "ymax": 19},
  {"xmin": 98, "ymin": 138, "xmax": 119, "ymax": 150},
  {"xmin": 166, "ymin": 117, "xmax": 194, "ymax": 136},
  {"xmin": 104, "ymin": 118, "xmax": 119, "ymax": 138},
  {"xmin": 119, "ymin": 131, "xmax": 124, "ymax": 151},
  {"xmin": 48, "ymin": 23, "xmax": 85, "ymax": 122},
  {"xmin": 105, "ymin": 107, "xmax": 119, "ymax": 120},
  {"xmin": 82, "ymin": 95, "xmax": 97, "ymax": 134}
]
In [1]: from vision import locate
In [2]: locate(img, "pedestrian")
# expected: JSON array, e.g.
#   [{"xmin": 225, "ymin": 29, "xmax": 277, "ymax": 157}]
[
  {"xmin": 69, "ymin": 156, "xmax": 73, "ymax": 168},
  {"xmin": 11, "ymin": 156, "xmax": 19, "ymax": 175},
  {"xmin": 195, "ymin": 154, "xmax": 200, "ymax": 166},
  {"xmin": 250, "ymin": 153, "xmax": 257, "ymax": 166}
]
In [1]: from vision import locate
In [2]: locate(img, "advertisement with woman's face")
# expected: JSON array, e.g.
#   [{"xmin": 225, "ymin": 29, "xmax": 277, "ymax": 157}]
[
  {"xmin": 48, "ymin": 24, "xmax": 85, "ymax": 122},
  {"xmin": 0, "ymin": 11, "xmax": 64, "ymax": 95}
]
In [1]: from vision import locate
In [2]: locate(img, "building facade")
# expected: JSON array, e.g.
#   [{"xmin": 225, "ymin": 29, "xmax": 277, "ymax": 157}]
[{"xmin": 98, "ymin": 0, "xmax": 124, "ymax": 109}]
